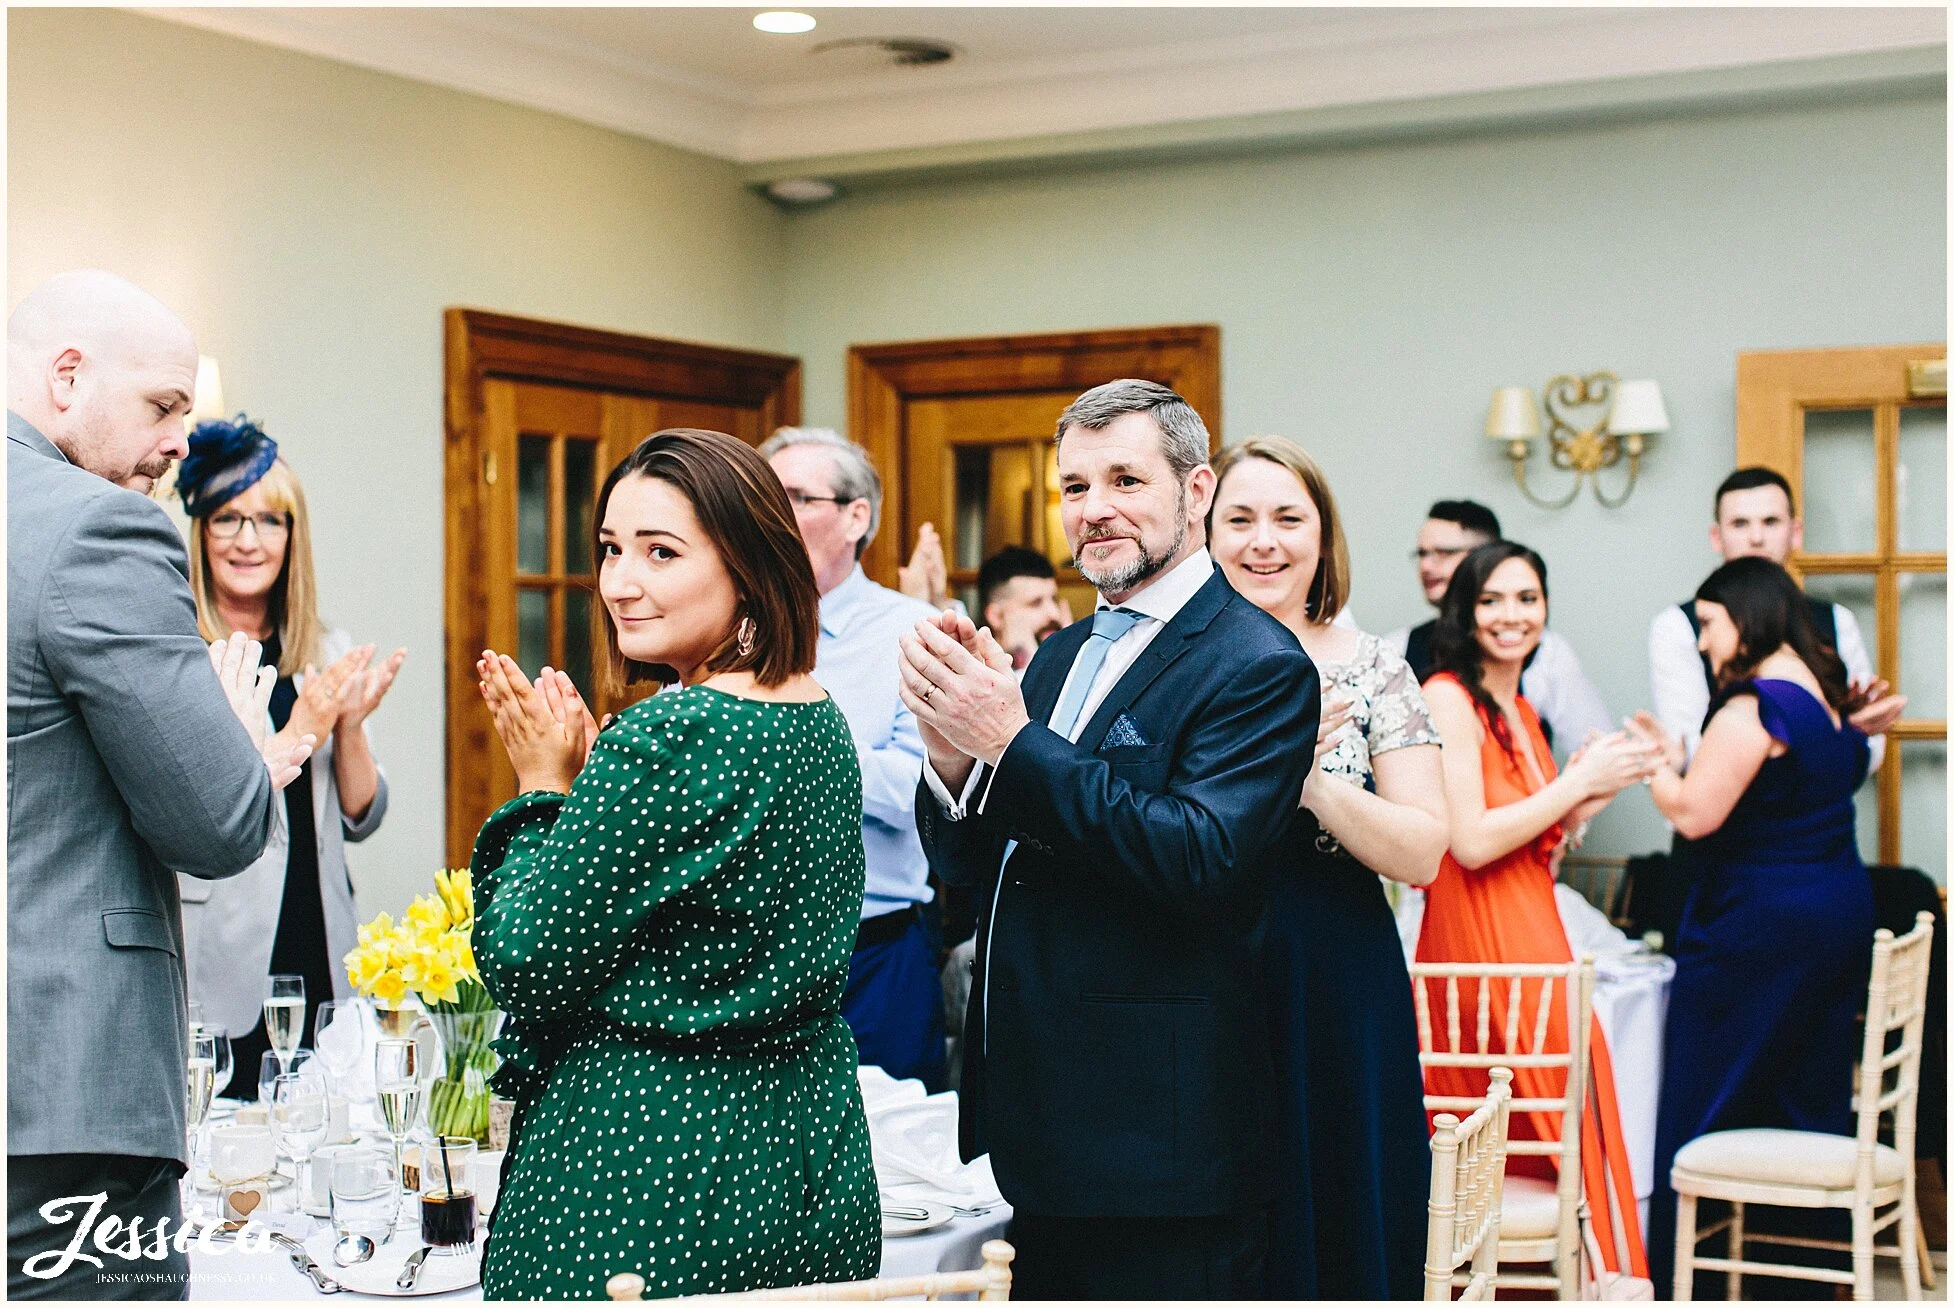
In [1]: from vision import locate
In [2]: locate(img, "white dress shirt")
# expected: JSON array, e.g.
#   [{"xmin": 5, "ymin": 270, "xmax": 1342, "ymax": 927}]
[
  {"xmin": 1381, "ymin": 623, "xmax": 1614, "ymax": 758},
  {"xmin": 925, "ymin": 548, "xmax": 1216, "ymax": 818},
  {"xmin": 1648, "ymin": 600, "xmax": 1881, "ymax": 772}
]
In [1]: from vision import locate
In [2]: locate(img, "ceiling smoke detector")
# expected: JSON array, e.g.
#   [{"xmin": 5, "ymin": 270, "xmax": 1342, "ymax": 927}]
[{"xmin": 810, "ymin": 37, "xmax": 959, "ymax": 68}]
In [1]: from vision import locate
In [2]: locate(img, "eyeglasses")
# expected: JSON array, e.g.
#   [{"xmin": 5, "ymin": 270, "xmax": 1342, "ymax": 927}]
[
  {"xmin": 208, "ymin": 511, "xmax": 291, "ymax": 540},
  {"xmin": 1409, "ymin": 546, "xmax": 1470, "ymax": 564},
  {"xmin": 783, "ymin": 491, "xmax": 854, "ymax": 510}
]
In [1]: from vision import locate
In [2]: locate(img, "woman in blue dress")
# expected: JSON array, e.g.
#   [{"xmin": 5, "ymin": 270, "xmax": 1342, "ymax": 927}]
[
  {"xmin": 1628, "ymin": 556, "xmax": 1875, "ymax": 1297},
  {"xmin": 1211, "ymin": 438, "xmax": 1450, "ymax": 1298}
]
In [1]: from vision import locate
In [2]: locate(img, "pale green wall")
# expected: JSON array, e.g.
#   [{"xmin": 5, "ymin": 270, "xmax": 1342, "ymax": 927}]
[
  {"xmin": 780, "ymin": 94, "xmax": 1948, "ymax": 866},
  {"xmin": 11, "ymin": 8, "xmax": 1946, "ymax": 886},
  {"xmin": 8, "ymin": 9, "xmax": 790, "ymax": 914}
]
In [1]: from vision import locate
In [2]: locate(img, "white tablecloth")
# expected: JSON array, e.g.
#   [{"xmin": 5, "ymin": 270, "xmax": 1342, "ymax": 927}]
[
  {"xmin": 189, "ymin": 1072, "xmax": 1011, "ymax": 1301},
  {"xmin": 1396, "ymin": 882, "xmax": 1675, "ymax": 1216},
  {"xmin": 186, "ymin": 1208, "xmax": 1013, "ymax": 1300}
]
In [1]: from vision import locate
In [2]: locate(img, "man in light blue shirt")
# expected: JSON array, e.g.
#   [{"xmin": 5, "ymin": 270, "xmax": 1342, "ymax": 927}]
[{"xmin": 762, "ymin": 427, "xmax": 945, "ymax": 1088}]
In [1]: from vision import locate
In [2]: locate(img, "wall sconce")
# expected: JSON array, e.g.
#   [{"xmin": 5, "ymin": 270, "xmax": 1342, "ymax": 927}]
[
  {"xmin": 189, "ymin": 356, "xmax": 226, "ymax": 427},
  {"xmin": 1486, "ymin": 372, "xmax": 1668, "ymax": 508}
]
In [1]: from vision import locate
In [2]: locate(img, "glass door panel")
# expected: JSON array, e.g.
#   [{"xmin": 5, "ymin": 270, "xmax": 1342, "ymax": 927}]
[
  {"xmin": 1800, "ymin": 408, "xmax": 1877, "ymax": 554},
  {"xmin": 517, "ymin": 436, "xmax": 551, "ymax": 575},
  {"xmin": 562, "ymin": 439, "xmax": 598, "ymax": 577},
  {"xmin": 1898, "ymin": 405, "xmax": 1946, "ymax": 552},
  {"xmin": 1900, "ymin": 740, "xmax": 1945, "ymax": 878},
  {"xmin": 1898, "ymin": 572, "xmax": 1946, "ymax": 719}
]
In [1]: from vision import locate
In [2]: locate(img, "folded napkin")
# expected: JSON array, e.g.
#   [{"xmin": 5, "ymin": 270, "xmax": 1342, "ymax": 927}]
[
  {"xmin": 316, "ymin": 1000, "xmax": 375, "ymax": 1104},
  {"xmin": 856, "ymin": 1068, "xmax": 1003, "ymax": 1210}
]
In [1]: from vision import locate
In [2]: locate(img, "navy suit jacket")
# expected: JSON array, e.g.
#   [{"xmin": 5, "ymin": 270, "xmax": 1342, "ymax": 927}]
[{"xmin": 916, "ymin": 567, "xmax": 1320, "ymax": 1217}]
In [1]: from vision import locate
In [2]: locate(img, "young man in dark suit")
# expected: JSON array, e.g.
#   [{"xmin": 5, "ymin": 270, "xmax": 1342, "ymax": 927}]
[{"xmin": 899, "ymin": 379, "xmax": 1320, "ymax": 1299}]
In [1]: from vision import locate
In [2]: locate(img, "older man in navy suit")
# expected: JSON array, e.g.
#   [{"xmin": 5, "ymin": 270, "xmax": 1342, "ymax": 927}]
[{"xmin": 899, "ymin": 379, "xmax": 1320, "ymax": 1299}]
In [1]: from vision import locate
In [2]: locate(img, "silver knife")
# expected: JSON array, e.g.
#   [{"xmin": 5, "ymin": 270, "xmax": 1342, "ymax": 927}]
[
  {"xmin": 267, "ymin": 1231, "xmax": 342, "ymax": 1294},
  {"xmin": 396, "ymin": 1246, "xmax": 432, "ymax": 1291}
]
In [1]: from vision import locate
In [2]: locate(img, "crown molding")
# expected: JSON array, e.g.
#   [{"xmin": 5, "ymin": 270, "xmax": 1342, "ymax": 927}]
[{"xmin": 138, "ymin": 6, "xmax": 1945, "ymax": 169}]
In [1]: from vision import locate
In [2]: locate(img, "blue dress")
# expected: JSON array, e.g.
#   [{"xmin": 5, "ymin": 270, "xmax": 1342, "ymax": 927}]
[
  {"xmin": 1647, "ymin": 678, "xmax": 1874, "ymax": 1297},
  {"xmin": 1268, "ymin": 635, "xmax": 1438, "ymax": 1299}
]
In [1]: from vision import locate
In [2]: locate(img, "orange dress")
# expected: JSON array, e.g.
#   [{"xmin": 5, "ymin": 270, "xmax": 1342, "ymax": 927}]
[{"xmin": 1415, "ymin": 673, "xmax": 1647, "ymax": 1277}]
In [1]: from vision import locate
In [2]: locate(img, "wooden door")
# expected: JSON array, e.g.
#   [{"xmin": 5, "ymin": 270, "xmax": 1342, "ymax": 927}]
[
  {"xmin": 849, "ymin": 326, "xmax": 1221, "ymax": 609},
  {"xmin": 1736, "ymin": 344, "xmax": 1946, "ymax": 874},
  {"xmin": 445, "ymin": 310, "xmax": 798, "ymax": 864}
]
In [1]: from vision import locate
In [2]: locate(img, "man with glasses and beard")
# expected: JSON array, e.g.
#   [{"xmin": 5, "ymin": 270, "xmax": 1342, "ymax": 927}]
[{"xmin": 899, "ymin": 379, "xmax": 1320, "ymax": 1299}]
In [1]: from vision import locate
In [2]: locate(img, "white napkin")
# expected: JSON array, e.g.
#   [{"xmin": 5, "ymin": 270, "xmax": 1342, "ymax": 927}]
[{"xmin": 856, "ymin": 1068, "xmax": 1003, "ymax": 1210}]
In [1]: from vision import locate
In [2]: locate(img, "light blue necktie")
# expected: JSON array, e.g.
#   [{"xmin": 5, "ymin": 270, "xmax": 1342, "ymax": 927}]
[
  {"xmin": 986, "ymin": 605, "xmax": 1144, "ymax": 1054},
  {"xmin": 1048, "ymin": 607, "xmax": 1145, "ymax": 741}
]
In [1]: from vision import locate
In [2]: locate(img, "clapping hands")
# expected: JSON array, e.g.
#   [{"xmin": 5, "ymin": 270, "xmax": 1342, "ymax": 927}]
[
  {"xmin": 207, "ymin": 632, "xmax": 313, "ymax": 790},
  {"xmin": 1844, "ymin": 677, "xmax": 1907, "ymax": 737},
  {"xmin": 476, "ymin": 652, "xmax": 598, "ymax": 795},
  {"xmin": 898, "ymin": 610, "xmax": 1025, "ymax": 784},
  {"xmin": 335, "ymin": 647, "xmax": 408, "ymax": 733},
  {"xmin": 897, "ymin": 523, "xmax": 955, "ymax": 611},
  {"xmin": 1562, "ymin": 729, "xmax": 1661, "ymax": 799},
  {"xmin": 1623, "ymin": 712, "xmax": 1687, "ymax": 773}
]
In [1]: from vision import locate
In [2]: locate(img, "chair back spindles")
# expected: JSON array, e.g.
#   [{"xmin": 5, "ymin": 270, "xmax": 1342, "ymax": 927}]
[
  {"xmin": 1410, "ymin": 956, "xmax": 1596, "ymax": 1297},
  {"xmin": 1427, "ymin": 1067, "xmax": 1514, "ymax": 1301}
]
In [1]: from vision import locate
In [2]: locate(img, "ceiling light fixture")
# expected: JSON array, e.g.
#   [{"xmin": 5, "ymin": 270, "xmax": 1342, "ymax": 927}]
[
  {"xmin": 753, "ymin": 12, "xmax": 816, "ymax": 35},
  {"xmin": 766, "ymin": 178, "xmax": 838, "ymax": 205}
]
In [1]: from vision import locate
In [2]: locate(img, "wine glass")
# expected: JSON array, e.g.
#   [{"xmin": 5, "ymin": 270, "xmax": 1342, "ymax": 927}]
[
  {"xmin": 314, "ymin": 1001, "xmax": 361, "ymax": 1097},
  {"xmin": 264, "ymin": 975, "xmax": 305, "ymax": 1076},
  {"xmin": 183, "ymin": 1030, "xmax": 218, "ymax": 1216},
  {"xmin": 271, "ymin": 1072, "xmax": 328, "ymax": 1214},
  {"xmin": 374, "ymin": 1039, "xmax": 424, "ymax": 1231},
  {"xmin": 259, "ymin": 1048, "xmax": 314, "ymax": 1108}
]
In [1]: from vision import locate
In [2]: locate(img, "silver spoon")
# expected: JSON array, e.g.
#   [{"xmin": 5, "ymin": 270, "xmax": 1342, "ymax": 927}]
[{"xmin": 332, "ymin": 1233, "xmax": 376, "ymax": 1267}]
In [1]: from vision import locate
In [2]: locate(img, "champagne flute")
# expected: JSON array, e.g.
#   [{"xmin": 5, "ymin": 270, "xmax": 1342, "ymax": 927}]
[
  {"xmin": 374, "ymin": 1038, "xmax": 424, "ymax": 1233},
  {"xmin": 184, "ymin": 1030, "xmax": 218, "ymax": 1216},
  {"xmin": 264, "ymin": 975, "xmax": 305, "ymax": 1076},
  {"xmin": 271, "ymin": 1071, "xmax": 328, "ymax": 1215}
]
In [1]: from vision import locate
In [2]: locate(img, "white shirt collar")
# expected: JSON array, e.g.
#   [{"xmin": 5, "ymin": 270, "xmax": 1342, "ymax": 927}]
[{"xmin": 1097, "ymin": 547, "xmax": 1213, "ymax": 625}]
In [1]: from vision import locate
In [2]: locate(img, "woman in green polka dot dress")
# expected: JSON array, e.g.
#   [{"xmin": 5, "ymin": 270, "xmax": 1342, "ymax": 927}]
[{"xmin": 469, "ymin": 429, "xmax": 879, "ymax": 1300}]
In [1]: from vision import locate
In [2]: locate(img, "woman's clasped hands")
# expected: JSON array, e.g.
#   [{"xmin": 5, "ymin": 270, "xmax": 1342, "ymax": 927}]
[{"xmin": 477, "ymin": 651, "xmax": 600, "ymax": 795}]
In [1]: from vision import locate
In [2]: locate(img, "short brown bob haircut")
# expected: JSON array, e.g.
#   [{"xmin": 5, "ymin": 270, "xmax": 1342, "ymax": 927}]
[
  {"xmin": 1209, "ymin": 436, "xmax": 1352, "ymax": 623},
  {"xmin": 595, "ymin": 428, "xmax": 820, "ymax": 691}
]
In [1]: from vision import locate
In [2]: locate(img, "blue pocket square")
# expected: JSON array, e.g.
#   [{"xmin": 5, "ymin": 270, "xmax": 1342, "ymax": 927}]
[{"xmin": 1103, "ymin": 714, "xmax": 1151, "ymax": 747}]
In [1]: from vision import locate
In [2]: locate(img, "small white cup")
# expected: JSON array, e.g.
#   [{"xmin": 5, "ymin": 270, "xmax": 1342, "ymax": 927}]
[
  {"xmin": 325, "ymin": 1095, "xmax": 353, "ymax": 1145},
  {"xmin": 305, "ymin": 1143, "xmax": 354, "ymax": 1217},
  {"xmin": 472, "ymin": 1150, "xmax": 504, "ymax": 1219}
]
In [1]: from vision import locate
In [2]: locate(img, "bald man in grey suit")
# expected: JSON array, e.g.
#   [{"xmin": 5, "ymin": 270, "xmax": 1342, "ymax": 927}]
[{"xmin": 7, "ymin": 272, "xmax": 310, "ymax": 1299}]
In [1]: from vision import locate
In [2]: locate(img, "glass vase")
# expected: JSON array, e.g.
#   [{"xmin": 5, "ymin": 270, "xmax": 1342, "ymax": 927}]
[{"xmin": 423, "ymin": 1009, "xmax": 506, "ymax": 1145}]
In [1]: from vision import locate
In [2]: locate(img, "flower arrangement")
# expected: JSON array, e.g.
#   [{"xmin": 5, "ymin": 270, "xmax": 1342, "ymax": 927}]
[{"xmin": 343, "ymin": 869, "xmax": 504, "ymax": 1143}]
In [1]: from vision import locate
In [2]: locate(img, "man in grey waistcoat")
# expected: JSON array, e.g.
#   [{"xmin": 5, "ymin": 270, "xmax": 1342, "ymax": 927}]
[{"xmin": 7, "ymin": 271, "xmax": 309, "ymax": 1299}]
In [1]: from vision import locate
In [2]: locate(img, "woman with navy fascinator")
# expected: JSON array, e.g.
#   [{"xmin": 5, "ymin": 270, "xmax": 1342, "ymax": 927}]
[{"xmin": 174, "ymin": 415, "xmax": 408, "ymax": 1094}]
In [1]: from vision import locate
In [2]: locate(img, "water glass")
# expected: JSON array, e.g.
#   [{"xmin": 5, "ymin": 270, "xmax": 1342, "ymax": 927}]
[
  {"xmin": 329, "ymin": 1148, "xmax": 398, "ymax": 1241},
  {"xmin": 272, "ymin": 1072, "xmax": 328, "ymax": 1213},
  {"xmin": 313, "ymin": 1001, "xmax": 362, "ymax": 1095}
]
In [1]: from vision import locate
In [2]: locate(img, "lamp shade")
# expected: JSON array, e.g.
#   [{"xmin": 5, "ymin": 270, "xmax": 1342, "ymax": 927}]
[
  {"xmin": 1607, "ymin": 379, "xmax": 1669, "ymax": 436},
  {"xmin": 189, "ymin": 356, "xmax": 225, "ymax": 426},
  {"xmin": 1485, "ymin": 386, "xmax": 1541, "ymax": 440}
]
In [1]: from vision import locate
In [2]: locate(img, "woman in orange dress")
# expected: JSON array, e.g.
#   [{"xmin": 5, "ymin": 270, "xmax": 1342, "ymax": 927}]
[{"xmin": 1417, "ymin": 541, "xmax": 1658, "ymax": 1277}]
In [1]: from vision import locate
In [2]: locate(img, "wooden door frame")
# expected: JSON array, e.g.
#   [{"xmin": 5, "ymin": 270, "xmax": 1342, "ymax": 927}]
[
  {"xmin": 1735, "ymin": 341, "xmax": 1946, "ymax": 864},
  {"xmin": 847, "ymin": 325, "xmax": 1221, "ymax": 587},
  {"xmin": 443, "ymin": 308, "xmax": 800, "ymax": 864}
]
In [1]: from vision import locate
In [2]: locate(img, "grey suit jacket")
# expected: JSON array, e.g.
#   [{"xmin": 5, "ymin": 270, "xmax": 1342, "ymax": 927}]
[{"xmin": 7, "ymin": 413, "xmax": 276, "ymax": 1164}]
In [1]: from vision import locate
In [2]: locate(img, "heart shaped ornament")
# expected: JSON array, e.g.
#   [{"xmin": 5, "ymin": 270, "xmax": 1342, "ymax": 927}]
[{"xmin": 222, "ymin": 1183, "xmax": 267, "ymax": 1222}]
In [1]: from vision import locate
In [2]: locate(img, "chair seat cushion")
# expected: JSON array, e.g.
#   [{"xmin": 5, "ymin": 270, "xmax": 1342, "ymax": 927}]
[
  {"xmin": 1673, "ymin": 1128, "xmax": 1906, "ymax": 1191},
  {"xmin": 1501, "ymin": 1175, "xmax": 1563, "ymax": 1240}
]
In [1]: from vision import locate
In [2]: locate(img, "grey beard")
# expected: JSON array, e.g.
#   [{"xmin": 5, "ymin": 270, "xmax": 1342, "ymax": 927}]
[{"xmin": 1075, "ymin": 497, "xmax": 1188, "ymax": 595}]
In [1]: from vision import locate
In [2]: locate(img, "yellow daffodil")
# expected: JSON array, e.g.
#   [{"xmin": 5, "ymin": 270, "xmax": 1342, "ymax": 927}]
[
  {"xmin": 356, "ymin": 912, "xmax": 396, "ymax": 949},
  {"xmin": 404, "ymin": 949, "xmax": 462, "ymax": 1007},
  {"xmin": 344, "ymin": 944, "xmax": 384, "ymax": 990},
  {"xmin": 369, "ymin": 968, "xmax": 409, "ymax": 1007},
  {"xmin": 405, "ymin": 894, "xmax": 451, "ymax": 936}
]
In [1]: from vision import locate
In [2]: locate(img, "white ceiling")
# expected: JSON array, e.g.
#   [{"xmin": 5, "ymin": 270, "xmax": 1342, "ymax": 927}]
[{"xmin": 143, "ymin": 6, "xmax": 1947, "ymax": 168}]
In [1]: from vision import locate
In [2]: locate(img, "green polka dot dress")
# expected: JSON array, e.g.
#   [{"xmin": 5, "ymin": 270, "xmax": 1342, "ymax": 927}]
[{"xmin": 470, "ymin": 686, "xmax": 879, "ymax": 1300}]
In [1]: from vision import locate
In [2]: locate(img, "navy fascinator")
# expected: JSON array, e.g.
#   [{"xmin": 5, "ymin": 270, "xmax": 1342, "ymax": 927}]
[{"xmin": 177, "ymin": 414, "xmax": 279, "ymax": 518}]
